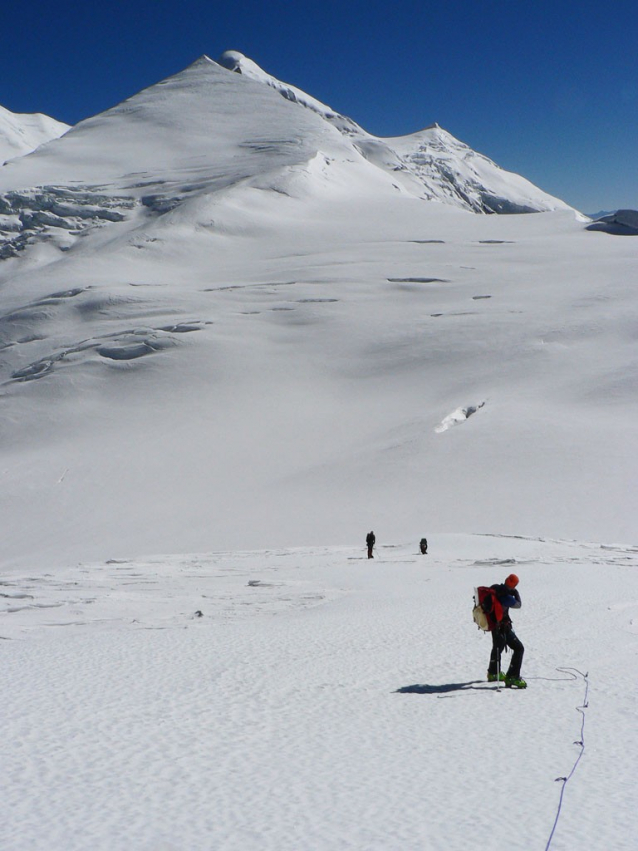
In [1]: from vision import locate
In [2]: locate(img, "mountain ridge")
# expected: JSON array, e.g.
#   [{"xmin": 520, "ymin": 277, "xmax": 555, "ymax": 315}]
[
  {"xmin": 212, "ymin": 51, "xmax": 574, "ymax": 214},
  {"xmin": 0, "ymin": 52, "xmax": 574, "ymax": 216},
  {"xmin": 0, "ymin": 104, "xmax": 69, "ymax": 165}
]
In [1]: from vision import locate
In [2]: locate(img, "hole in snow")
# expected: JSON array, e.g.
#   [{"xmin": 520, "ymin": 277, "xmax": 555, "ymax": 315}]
[
  {"xmin": 387, "ymin": 277, "xmax": 449, "ymax": 284},
  {"xmin": 435, "ymin": 401, "xmax": 486, "ymax": 433}
]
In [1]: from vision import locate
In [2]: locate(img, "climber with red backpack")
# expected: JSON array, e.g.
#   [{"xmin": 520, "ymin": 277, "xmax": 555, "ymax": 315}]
[{"xmin": 474, "ymin": 573, "xmax": 526, "ymax": 689}]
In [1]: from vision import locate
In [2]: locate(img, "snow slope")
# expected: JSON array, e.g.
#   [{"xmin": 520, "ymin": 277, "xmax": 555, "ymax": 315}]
[
  {"xmin": 0, "ymin": 104, "xmax": 69, "ymax": 164},
  {"xmin": 0, "ymin": 56, "xmax": 363, "ymax": 197},
  {"xmin": 0, "ymin": 190, "xmax": 635, "ymax": 569},
  {"xmin": 0, "ymin": 52, "xmax": 635, "ymax": 570},
  {"xmin": 2, "ymin": 535, "xmax": 637, "ymax": 850}
]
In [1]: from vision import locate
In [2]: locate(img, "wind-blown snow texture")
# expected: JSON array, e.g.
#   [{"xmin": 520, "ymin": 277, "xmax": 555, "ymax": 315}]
[
  {"xmin": 2, "ymin": 536, "xmax": 638, "ymax": 850},
  {"xmin": 1, "ymin": 52, "xmax": 637, "ymax": 850}
]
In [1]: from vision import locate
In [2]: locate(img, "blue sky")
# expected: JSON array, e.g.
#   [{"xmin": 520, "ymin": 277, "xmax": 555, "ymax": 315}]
[{"xmin": 2, "ymin": 0, "xmax": 636, "ymax": 212}]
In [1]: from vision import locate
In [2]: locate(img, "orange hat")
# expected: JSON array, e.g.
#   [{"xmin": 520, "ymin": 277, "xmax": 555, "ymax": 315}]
[{"xmin": 505, "ymin": 574, "xmax": 519, "ymax": 588}]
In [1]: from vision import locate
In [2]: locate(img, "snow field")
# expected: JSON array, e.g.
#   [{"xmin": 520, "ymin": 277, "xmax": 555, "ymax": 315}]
[
  {"xmin": 2, "ymin": 534, "xmax": 637, "ymax": 850},
  {"xmin": 1, "ymin": 202, "xmax": 636, "ymax": 570}
]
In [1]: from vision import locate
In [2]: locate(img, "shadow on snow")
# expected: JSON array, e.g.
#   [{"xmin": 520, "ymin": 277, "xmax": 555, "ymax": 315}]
[{"xmin": 395, "ymin": 681, "xmax": 491, "ymax": 695}]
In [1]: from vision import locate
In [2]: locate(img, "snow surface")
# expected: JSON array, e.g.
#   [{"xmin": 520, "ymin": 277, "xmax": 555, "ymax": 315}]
[
  {"xmin": 0, "ymin": 105, "xmax": 69, "ymax": 164},
  {"xmin": 3, "ymin": 535, "xmax": 638, "ymax": 850},
  {"xmin": 1, "ymin": 51, "xmax": 637, "ymax": 850}
]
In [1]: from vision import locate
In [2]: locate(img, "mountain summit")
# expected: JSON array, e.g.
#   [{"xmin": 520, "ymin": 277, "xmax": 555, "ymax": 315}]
[{"xmin": 215, "ymin": 50, "xmax": 572, "ymax": 214}]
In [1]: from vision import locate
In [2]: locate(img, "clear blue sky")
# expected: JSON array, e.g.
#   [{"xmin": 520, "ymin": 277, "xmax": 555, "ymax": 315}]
[{"xmin": 2, "ymin": 0, "xmax": 636, "ymax": 212}]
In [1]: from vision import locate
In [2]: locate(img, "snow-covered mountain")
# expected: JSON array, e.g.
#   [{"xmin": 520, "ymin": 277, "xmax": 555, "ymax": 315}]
[
  {"xmin": 1, "ymin": 55, "xmax": 637, "ymax": 850},
  {"xmin": 0, "ymin": 53, "xmax": 572, "ymax": 263},
  {"xmin": 218, "ymin": 50, "xmax": 572, "ymax": 214},
  {"xmin": 587, "ymin": 210, "xmax": 615, "ymax": 220},
  {"xmin": 0, "ymin": 52, "xmax": 635, "ymax": 571},
  {"xmin": 0, "ymin": 104, "xmax": 69, "ymax": 164}
]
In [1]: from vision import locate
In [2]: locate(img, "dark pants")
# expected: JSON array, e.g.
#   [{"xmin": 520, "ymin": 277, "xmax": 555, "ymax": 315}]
[
  {"xmin": 367, "ymin": 547, "xmax": 374, "ymax": 559},
  {"xmin": 488, "ymin": 625, "xmax": 524, "ymax": 678}
]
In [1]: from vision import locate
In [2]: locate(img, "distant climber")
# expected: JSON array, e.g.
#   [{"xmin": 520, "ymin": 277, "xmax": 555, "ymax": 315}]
[
  {"xmin": 419, "ymin": 537, "xmax": 428, "ymax": 555},
  {"xmin": 487, "ymin": 573, "xmax": 526, "ymax": 688},
  {"xmin": 366, "ymin": 531, "xmax": 376, "ymax": 559}
]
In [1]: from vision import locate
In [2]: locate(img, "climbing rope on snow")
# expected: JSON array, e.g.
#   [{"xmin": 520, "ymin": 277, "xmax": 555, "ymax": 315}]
[{"xmin": 543, "ymin": 667, "xmax": 590, "ymax": 851}]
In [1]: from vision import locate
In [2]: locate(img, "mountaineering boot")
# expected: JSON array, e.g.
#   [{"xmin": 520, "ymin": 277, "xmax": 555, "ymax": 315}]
[
  {"xmin": 487, "ymin": 671, "xmax": 506, "ymax": 682},
  {"xmin": 504, "ymin": 675, "xmax": 527, "ymax": 689}
]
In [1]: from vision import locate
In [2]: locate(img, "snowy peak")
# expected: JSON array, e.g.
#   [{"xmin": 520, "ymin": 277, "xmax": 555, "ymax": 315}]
[
  {"xmin": 216, "ymin": 50, "xmax": 338, "ymax": 118},
  {"xmin": 0, "ymin": 54, "xmax": 353, "ymax": 194},
  {"xmin": 0, "ymin": 54, "xmax": 367, "ymax": 260},
  {"xmin": 216, "ymin": 50, "xmax": 362, "ymax": 136},
  {"xmin": 0, "ymin": 104, "xmax": 69, "ymax": 165},
  {"xmin": 215, "ymin": 51, "xmax": 573, "ymax": 214},
  {"xmin": 0, "ymin": 50, "xmax": 573, "ymax": 222},
  {"xmin": 384, "ymin": 124, "xmax": 571, "ymax": 213}
]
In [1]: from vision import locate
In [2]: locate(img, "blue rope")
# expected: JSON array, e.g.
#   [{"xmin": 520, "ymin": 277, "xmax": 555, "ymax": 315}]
[{"xmin": 544, "ymin": 667, "xmax": 590, "ymax": 851}]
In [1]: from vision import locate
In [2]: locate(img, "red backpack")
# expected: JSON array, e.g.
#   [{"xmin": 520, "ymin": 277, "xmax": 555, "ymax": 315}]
[{"xmin": 472, "ymin": 586, "xmax": 503, "ymax": 632}]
